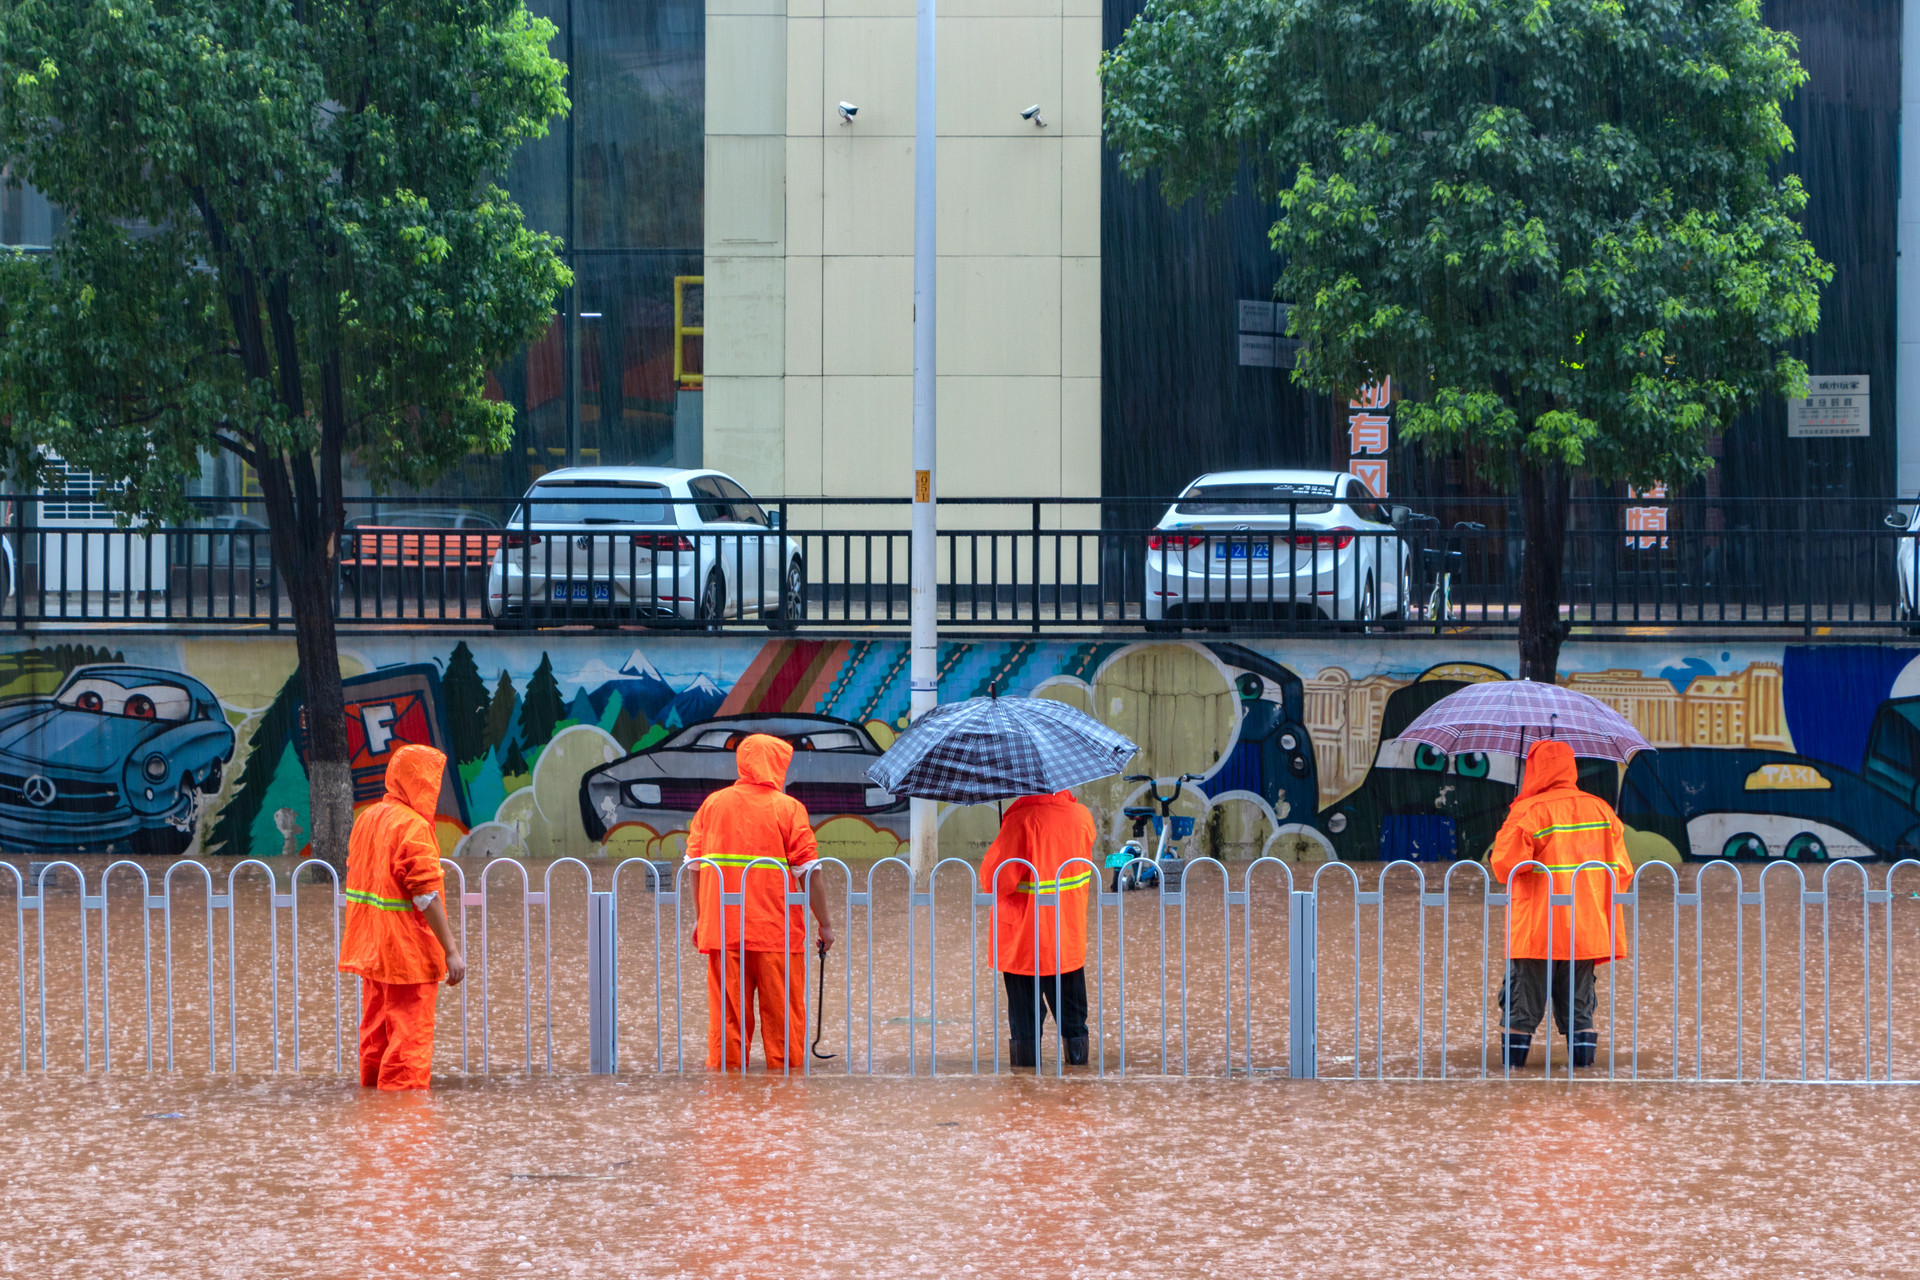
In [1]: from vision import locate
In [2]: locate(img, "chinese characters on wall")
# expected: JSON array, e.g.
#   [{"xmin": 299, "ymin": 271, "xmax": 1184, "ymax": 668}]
[
  {"xmin": 1347, "ymin": 380, "xmax": 1392, "ymax": 495},
  {"xmin": 1626, "ymin": 484, "xmax": 1669, "ymax": 550}
]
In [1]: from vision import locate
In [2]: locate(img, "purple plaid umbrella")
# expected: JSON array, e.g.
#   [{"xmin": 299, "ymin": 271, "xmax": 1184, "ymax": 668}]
[{"xmin": 1395, "ymin": 679, "xmax": 1654, "ymax": 762}]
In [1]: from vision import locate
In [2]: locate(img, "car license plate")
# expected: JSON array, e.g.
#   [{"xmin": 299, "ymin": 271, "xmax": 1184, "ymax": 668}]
[
  {"xmin": 552, "ymin": 583, "xmax": 612, "ymax": 601},
  {"xmin": 1214, "ymin": 542, "xmax": 1271, "ymax": 560}
]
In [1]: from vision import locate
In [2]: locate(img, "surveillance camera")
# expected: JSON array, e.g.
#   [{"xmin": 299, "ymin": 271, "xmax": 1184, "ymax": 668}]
[
  {"xmin": 1021, "ymin": 104, "xmax": 1047, "ymax": 128},
  {"xmin": 838, "ymin": 101, "xmax": 858, "ymax": 124}
]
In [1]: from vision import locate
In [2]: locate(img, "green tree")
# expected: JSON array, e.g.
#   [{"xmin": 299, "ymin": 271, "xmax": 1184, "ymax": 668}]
[
  {"xmin": 0, "ymin": 0, "xmax": 570, "ymax": 861},
  {"xmin": 485, "ymin": 668, "xmax": 519, "ymax": 752},
  {"xmin": 1103, "ymin": 0, "xmax": 1829, "ymax": 678},
  {"xmin": 517, "ymin": 652, "xmax": 563, "ymax": 747},
  {"xmin": 442, "ymin": 641, "xmax": 492, "ymax": 764}
]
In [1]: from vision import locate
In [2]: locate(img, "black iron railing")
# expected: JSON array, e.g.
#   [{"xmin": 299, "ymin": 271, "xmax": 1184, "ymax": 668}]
[{"xmin": 0, "ymin": 494, "xmax": 1912, "ymax": 636}]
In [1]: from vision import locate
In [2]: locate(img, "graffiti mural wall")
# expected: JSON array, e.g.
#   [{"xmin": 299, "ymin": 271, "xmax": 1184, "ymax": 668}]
[{"xmin": 2, "ymin": 634, "xmax": 1918, "ymax": 866}]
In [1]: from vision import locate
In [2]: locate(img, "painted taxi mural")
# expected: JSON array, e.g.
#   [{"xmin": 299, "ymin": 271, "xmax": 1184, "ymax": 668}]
[{"xmin": 1, "ymin": 636, "xmax": 1919, "ymax": 866}]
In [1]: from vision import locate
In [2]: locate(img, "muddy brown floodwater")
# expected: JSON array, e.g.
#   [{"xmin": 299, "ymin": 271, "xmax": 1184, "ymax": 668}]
[
  {"xmin": 5, "ymin": 857, "xmax": 1920, "ymax": 1276},
  {"xmin": 2, "ymin": 1074, "xmax": 1918, "ymax": 1278}
]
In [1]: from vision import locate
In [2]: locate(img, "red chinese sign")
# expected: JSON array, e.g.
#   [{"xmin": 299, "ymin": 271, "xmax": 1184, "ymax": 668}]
[
  {"xmin": 1347, "ymin": 380, "xmax": 1392, "ymax": 496},
  {"xmin": 1626, "ymin": 483, "xmax": 1669, "ymax": 550}
]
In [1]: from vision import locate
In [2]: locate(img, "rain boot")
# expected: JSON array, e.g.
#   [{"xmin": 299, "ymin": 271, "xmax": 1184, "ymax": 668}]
[
  {"xmin": 1009, "ymin": 1039, "xmax": 1037, "ymax": 1069},
  {"xmin": 1503, "ymin": 1033, "xmax": 1532, "ymax": 1069},
  {"xmin": 1571, "ymin": 1030, "xmax": 1597, "ymax": 1069},
  {"xmin": 1065, "ymin": 1036, "xmax": 1089, "ymax": 1066}
]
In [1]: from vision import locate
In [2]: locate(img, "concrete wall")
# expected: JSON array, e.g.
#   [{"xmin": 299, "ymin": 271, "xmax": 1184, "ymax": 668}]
[
  {"xmin": 4, "ymin": 635, "xmax": 1917, "ymax": 869},
  {"xmin": 704, "ymin": 0, "xmax": 1102, "ymax": 517}
]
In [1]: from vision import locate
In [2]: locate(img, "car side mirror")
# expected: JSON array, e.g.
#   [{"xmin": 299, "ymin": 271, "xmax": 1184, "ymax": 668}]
[
  {"xmin": 1885, "ymin": 510, "xmax": 1909, "ymax": 530},
  {"xmin": 767, "ymin": 510, "xmax": 782, "ymax": 530},
  {"xmin": 1387, "ymin": 504, "xmax": 1413, "ymax": 527}
]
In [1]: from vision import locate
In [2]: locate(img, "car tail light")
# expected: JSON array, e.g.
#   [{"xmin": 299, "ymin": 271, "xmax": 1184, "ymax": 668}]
[
  {"xmin": 633, "ymin": 533, "xmax": 697, "ymax": 551},
  {"xmin": 1147, "ymin": 533, "xmax": 1207, "ymax": 551},
  {"xmin": 504, "ymin": 532, "xmax": 542, "ymax": 548},
  {"xmin": 1292, "ymin": 527, "xmax": 1355, "ymax": 550}
]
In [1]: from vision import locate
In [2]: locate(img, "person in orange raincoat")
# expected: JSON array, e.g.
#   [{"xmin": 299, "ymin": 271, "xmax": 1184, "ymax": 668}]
[
  {"xmin": 979, "ymin": 790, "xmax": 1098, "ymax": 1068},
  {"xmin": 338, "ymin": 743, "xmax": 467, "ymax": 1090},
  {"xmin": 686, "ymin": 733, "xmax": 835, "ymax": 1072},
  {"xmin": 1489, "ymin": 739, "xmax": 1635, "ymax": 1069}
]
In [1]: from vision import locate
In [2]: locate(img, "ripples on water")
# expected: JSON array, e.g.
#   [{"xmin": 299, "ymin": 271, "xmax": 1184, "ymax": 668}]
[{"xmin": 0, "ymin": 1075, "xmax": 1916, "ymax": 1277}]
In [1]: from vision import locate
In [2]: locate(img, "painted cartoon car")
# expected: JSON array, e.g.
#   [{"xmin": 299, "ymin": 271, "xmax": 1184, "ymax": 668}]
[
  {"xmin": 1318, "ymin": 670, "xmax": 1618, "ymax": 862},
  {"xmin": 579, "ymin": 713, "xmax": 908, "ymax": 843},
  {"xmin": 1620, "ymin": 748, "xmax": 1920, "ymax": 863},
  {"xmin": 0, "ymin": 664, "xmax": 235, "ymax": 856}
]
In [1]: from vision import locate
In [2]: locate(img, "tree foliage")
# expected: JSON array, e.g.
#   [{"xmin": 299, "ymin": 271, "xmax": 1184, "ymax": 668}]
[
  {"xmin": 0, "ymin": 0, "xmax": 569, "ymax": 508},
  {"xmin": 1104, "ymin": 0, "xmax": 1830, "ymax": 675},
  {"xmin": 0, "ymin": 0, "xmax": 569, "ymax": 858}
]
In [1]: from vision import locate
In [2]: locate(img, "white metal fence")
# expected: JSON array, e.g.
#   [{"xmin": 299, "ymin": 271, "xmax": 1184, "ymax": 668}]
[{"xmin": 5, "ymin": 855, "xmax": 1917, "ymax": 1083}]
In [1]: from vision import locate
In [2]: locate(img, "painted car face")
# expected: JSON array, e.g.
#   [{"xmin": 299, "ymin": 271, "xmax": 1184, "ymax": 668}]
[
  {"xmin": 1621, "ymin": 748, "xmax": 1920, "ymax": 862},
  {"xmin": 578, "ymin": 713, "xmax": 907, "ymax": 842},
  {"xmin": 0, "ymin": 664, "xmax": 236, "ymax": 851}
]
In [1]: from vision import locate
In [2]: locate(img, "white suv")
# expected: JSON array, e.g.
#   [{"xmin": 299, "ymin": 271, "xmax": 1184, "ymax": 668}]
[
  {"xmin": 1144, "ymin": 469, "xmax": 1411, "ymax": 624},
  {"xmin": 486, "ymin": 467, "xmax": 802, "ymax": 627}
]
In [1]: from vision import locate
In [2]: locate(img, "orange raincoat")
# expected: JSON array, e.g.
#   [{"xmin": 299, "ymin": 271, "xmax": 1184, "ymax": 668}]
[
  {"xmin": 339, "ymin": 743, "xmax": 450, "ymax": 1089},
  {"xmin": 685, "ymin": 734, "xmax": 819, "ymax": 1070},
  {"xmin": 979, "ymin": 791, "xmax": 1097, "ymax": 976},
  {"xmin": 1490, "ymin": 741, "xmax": 1635, "ymax": 962},
  {"xmin": 685, "ymin": 734, "xmax": 819, "ymax": 953}
]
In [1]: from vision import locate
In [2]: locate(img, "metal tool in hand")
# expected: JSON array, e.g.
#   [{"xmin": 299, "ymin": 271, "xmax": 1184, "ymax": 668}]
[{"xmin": 810, "ymin": 938, "xmax": 836, "ymax": 1060}]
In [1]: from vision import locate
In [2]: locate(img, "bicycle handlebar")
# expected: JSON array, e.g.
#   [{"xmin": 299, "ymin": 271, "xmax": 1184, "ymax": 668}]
[{"xmin": 1123, "ymin": 772, "xmax": 1205, "ymax": 808}]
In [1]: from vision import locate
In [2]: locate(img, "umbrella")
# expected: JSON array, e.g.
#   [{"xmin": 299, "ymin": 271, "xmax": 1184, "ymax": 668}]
[
  {"xmin": 1395, "ymin": 679, "xmax": 1654, "ymax": 762},
  {"xmin": 866, "ymin": 693, "xmax": 1139, "ymax": 803}
]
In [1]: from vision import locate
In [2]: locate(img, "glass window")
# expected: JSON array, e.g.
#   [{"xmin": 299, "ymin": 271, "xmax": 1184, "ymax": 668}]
[
  {"xmin": 572, "ymin": 0, "xmax": 704, "ymax": 250},
  {"xmin": 511, "ymin": 481, "xmax": 671, "ymax": 524},
  {"xmin": 687, "ymin": 476, "xmax": 731, "ymax": 523},
  {"xmin": 573, "ymin": 254, "xmax": 699, "ymax": 467},
  {"xmin": 714, "ymin": 477, "xmax": 769, "ymax": 526},
  {"xmin": 0, "ymin": 170, "xmax": 60, "ymax": 248},
  {"xmin": 1175, "ymin": 483, "xmax": 1335, "ymax": 516},
  {"xmin": 1344, "ymin": 480, "xmax": 1389, "ymax": 524}
]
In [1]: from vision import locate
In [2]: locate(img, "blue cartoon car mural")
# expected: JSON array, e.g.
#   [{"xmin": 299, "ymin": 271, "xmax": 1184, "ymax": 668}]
[
  {"xmin": 0, "ymin": 664, "xmax": 236, "ymax": 856},
  {"xmin": 1619, "ymin": 748, "xmax": 1920, "ymax": 863}
]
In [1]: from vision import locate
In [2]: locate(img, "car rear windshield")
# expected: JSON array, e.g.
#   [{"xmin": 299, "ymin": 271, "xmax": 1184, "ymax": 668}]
[
  {"xmin": 1174, "ymin": 483, "xmax": 1335, "ymax": 516},
  {"xmin": 511, "ymin": 484, "xmax": 671, "ymax": 525}
]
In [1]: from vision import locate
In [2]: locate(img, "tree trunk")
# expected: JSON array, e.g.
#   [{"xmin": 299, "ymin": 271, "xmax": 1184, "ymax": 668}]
[
  {"xmin": 289, "ymin": 568, "xmax": 353, "ymax": 869},
  {"xmin": 251, "ymin": 448, "xmax": 353, "ymax": 870},
  {"xmin": 1516, "ymin": 458, "xmax": 1571, "ymax": 683}
]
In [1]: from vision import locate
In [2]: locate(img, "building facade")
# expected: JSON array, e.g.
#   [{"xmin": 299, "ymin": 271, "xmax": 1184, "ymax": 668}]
[{"xmin": 0, "ymin": 0, "xmax": 1903, "ymax": 516}]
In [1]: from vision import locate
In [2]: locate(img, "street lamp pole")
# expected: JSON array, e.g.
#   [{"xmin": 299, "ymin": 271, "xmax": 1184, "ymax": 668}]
[{"xmin": 908, "ymin": 0, "xmax": 938, "ymax": 879}]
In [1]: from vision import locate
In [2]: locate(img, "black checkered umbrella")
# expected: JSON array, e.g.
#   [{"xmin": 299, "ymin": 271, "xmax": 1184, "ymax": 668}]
[{"xmin": 865, "ymin": 694, "xmax": 1139, "ymax": 804}]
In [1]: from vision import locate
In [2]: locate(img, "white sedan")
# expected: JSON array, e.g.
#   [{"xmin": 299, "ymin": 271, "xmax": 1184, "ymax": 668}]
[
  {"xmin": 1144, "ymin": 470, "xmax": 1413, "ymax": 625},
  {"xmin": 1893, "ymin": 503, "xmax": 1919, "ymax": 630},
  {"xmin": 487, "ymin": 466, "xmax": 802, "ymax": 627}
]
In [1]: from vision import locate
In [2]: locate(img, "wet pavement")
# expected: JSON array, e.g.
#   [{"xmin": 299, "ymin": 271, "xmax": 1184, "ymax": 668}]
[{"xmin": 1, "ymin": 1072, "xmax": 1915, "ymax": 1278}]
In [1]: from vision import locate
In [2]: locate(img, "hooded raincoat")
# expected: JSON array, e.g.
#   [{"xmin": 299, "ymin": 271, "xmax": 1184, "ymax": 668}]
[
  {"xmin": 338, "ymin": 744, "xmax": 450, "ymax": 986},
  {"xmin": 979, "ymin": 791, "xmax": 1098, "ymax": 976},
  {"xmin": 1489, "ymin": 741, "xmax": 1635, "ymax": 962},
  {"xmin": 685, "ymin": 734, "xmax": 818, "ymax": 954}
]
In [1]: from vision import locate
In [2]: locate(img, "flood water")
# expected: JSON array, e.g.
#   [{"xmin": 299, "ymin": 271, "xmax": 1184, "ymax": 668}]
[
  {"xmin": 5, "ymin": 855, "xmax": 1920, "ymax": 1276},
  {"xmin": 1, "ymin": 1073, "xmax": 1916, "ymax": 1277}
]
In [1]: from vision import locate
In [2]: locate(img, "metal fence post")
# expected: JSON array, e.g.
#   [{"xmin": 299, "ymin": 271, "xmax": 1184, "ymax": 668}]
[
  {"xmin": 587, "ymin": 890, "xmax": 616, "ymax": 1074},
  {"xmin": 1289, "ymin": 890, "xmax": 1317, "ymax": 1078}
]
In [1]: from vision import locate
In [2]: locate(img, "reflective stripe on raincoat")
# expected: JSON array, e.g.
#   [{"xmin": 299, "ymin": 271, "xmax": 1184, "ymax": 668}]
[
  {"xmin": 339, "ymin": 743, "xmax": 450, "ymax": 985},
  {"xmin": 685, "ymin": 734, "xmax": 818, "ymax": 954},
  {"xmin": 1489, "ymin": 740, "xmax": 1635, "ymax": 962},
  {"xmin": 979, "ymin": 791, "xmax": 1097, "ymax": 976}
]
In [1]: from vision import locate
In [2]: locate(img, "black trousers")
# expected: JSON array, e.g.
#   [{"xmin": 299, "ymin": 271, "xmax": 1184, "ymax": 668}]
[
  {"xmin": 1498, "ymin": 959, "xmax": 1596, "ymax": 1038},
  {"xmin": 1004, "ymin": 969, "xmax": 1088, "ymax": 1042}
]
